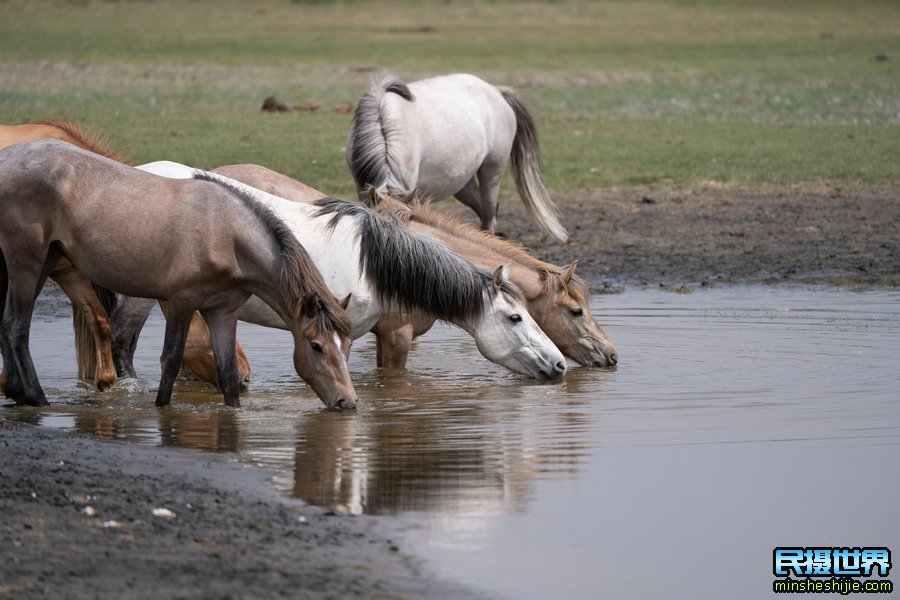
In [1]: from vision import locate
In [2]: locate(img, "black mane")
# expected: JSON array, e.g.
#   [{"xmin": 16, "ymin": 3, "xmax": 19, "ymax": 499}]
[
  {"xmin": 313, "ymin": 197, "xmax": 523, "ymax": 325},
  {"xmin": 193, "ymin": 173, "xmax": 351, "ymax": 337}
]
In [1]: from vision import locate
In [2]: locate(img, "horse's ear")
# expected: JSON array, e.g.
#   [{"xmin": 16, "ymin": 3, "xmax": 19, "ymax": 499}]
[
  {"xmin": 492, "ymin": 264, "xmax": 511, "ymax": 294},
  {"xmin": 339, "ymin": 293, "xmax": 352, "ymax": 310},
  {"xmin": 301, "ymin": 293, "xmax": 320, "ymax": 319},
  {"xmin": 561, "ymin": 261, "xmax": 578, "ymax": 286}
]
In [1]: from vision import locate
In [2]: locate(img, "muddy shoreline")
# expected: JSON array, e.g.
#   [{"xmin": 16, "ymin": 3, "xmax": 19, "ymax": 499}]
[
  {"xmin": 3, "ymin": 182, "xmax": 898, "ymax": 599},
  {"xmin": 500, "ymin": 181, "xmax": 900, "ymax": 288}
]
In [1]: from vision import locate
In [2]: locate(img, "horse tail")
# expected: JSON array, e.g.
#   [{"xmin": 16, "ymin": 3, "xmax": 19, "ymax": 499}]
[
  {"xmin": 29, "ymin": 119, "xmax": 129, "ymax": 164},
  {"xmin": 498, "ymin": 87, "xmax": 568, "ymax": 242},
  {"xmin": 347, "ymin": 76, "xmax": 416, "ymax": 206},
  {"xmin": 73, "ymin": 283, "xmax": 117, "ymax": 380}
]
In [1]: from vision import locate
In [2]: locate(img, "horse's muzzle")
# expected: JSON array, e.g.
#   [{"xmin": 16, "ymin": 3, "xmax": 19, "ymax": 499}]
[
  {"xmin": 327, "ymin": 397, "xmax": 358, "ymax": 410},
  {"xmin": 540, "ymin": 360, "xmax": 567, "ymax": 380}
]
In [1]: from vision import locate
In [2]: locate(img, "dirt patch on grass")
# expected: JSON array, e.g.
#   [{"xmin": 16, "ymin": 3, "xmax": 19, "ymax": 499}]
[{"xmin": 484, "ymin": 180, "xmax": 900, "ymax": 288}]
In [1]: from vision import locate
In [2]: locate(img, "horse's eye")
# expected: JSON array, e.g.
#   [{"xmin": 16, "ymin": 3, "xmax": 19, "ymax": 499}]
[
  {"xmin": 571, "ymin": 307, "xmax": 584, "ymax": 317},
  {"xmin": 508, "ymin": 313, "xmax": 523, "ymax": 323},
  {"xmin": 310, "ymin": 341, "xmax": 324, "ymax": 353}
]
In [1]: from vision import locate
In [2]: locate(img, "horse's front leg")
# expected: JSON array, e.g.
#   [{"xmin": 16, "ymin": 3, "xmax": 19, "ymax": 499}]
[
  {"xmin": 0, "ymin": 246, "xmax": 60, "ymax": 405},
  {"xmin": 371, "ymin": 312, "xmax": 436, "ymax": 369},
  {"xmin": 199, "ymin": 306, "xmax": 242, "ymax": 408},
  {"xmin": 110, "ymin": 295, "xmax": 156, "ymax": 378},
  {"xmin": 155, "ymin": 305, "xmax": 193, "ymax": 407},
  {"xmin": 50, "ymin": 261, "xmax": 117, "ymax": 391}
]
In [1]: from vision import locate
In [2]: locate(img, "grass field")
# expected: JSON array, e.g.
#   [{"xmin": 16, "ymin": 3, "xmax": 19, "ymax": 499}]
[{"xmin": 1, "ymin": 0, "xmax": 898, "ymax": 197}]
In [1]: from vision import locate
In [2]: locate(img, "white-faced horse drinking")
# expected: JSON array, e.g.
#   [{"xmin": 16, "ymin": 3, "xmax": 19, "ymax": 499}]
[
  {"xmin": 346, "ymin": 73, "xmax": 568, "ymax": 241},
  {"xmin": 0, "ymin": 141, "xmax": 356, "ymax": 409},
  {"xmin": 111, "ymin": 161, "xmax": 568, "ymax": 381}
]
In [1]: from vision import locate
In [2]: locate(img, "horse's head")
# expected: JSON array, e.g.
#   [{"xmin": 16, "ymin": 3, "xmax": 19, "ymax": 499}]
[
  {"xmin": 531, "ymin": 262, "xmax": 618, "ymax": 368},
  {"xmin": 292, "ymin": 293, "xmax": 358, "ymax": 410},
  {"xmin": 471, "ymin": 265, "xmax": 567, "ymax": 380}
]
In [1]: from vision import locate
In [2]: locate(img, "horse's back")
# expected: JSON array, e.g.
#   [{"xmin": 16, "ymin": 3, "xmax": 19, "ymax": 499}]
[
  {"xmin": 394, "ymin": 74, "xmax": 516, "ymax": 197},
  {"xmin": 0, "ymin": 141, "xmax": 232, "ymax": 297},
  {"xmin": 0, "ymin": 123, "xmax": 75, "ymax": 151},
  {"xmin": 403, "ymin": 74, "xmax": 513, "ymax": 144}
]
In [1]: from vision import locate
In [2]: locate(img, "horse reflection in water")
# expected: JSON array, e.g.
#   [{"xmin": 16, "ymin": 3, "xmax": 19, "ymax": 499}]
[
  {"xmin": 290, "ymin": 373, "xmax": 595, "ymax": 515},
  {"xmin": 70, "ymin": 410, "xmax": 246, "ymax": 453}
]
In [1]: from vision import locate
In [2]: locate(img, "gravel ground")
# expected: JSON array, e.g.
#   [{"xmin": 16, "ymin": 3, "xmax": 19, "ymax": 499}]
[{"xmin": 0, "ymin": 420, "xmax": 477, "ymax": 600}]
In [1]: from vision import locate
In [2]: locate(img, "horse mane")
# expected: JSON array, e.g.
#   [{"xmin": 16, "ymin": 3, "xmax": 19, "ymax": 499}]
[
  {"xmin": 312, "ymin": 197, "xmax": 525, "ymax": 325},
  {"xmin": 407, "ymin": 200, "xmax": 591, "ymax": 304},
  {"xmin": 29, "ymin": 119, "xmax": 128, "ymax": 164},
  {"xmin": 347, "ymin": 76, "xmax": 416, "ymax": 203},
  {"xmin": 192, "ymin": 173, "xmax": 351, "ymax": 337}
]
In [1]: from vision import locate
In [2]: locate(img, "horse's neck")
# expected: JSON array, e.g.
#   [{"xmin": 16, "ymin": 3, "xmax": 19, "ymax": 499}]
[
  {"xmin": 265, "ymin": 200, "xmax": 380, "ymax": 336},
  {"xmin": 232, "ymin": 222, "xmax": 299, "ymax": 327},
  {"xmin": 408, "ymin": 220, "xmax": 544, "ymax": 299},
  {"xmin": 192, "ymin": 170, "xmax": 376, "ymax": 336}
]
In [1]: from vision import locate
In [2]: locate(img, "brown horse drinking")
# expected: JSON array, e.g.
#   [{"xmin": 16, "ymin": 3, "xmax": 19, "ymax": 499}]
[
  {"xmin": 210, "ymin": 164, "xmax": 618, "ymax": 369},
  {"xmin": 0, "ymin": 141, "xmax": 356, "ymax": 408},
  {"xmin": 0, "ymin": 119, "xmax": 252, "ymax": 391}
]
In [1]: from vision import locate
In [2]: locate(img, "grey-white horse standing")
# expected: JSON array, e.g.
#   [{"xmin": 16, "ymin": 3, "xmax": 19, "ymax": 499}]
[{"xmin": 346, "ymin": 73, "xmax": 568, "ymax": 242}]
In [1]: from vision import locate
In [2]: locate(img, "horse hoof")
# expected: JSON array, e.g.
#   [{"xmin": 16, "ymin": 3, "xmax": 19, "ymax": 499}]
[
  {"xmin": 17, "ymin": 395, "xmax": 49, "ymax": 407},
  {"xmin": 95, "ymin": 376, "xmax": 116, "ymax": 392}
]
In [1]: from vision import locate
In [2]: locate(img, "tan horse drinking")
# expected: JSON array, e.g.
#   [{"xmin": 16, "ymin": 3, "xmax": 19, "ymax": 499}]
[
  {"xmin": 0, "ymin": 141, "xmax": 356, "ymax": 408},
  {"xmin": 0, "ymin": 119, "xmax": 252, "ymax": 391}
]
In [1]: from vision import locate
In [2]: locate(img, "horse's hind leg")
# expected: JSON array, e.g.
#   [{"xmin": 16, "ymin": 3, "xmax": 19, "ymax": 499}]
[
  {"xmin": 155, "ymin": 304, "xmax": 193, "ymax": 407},
  {"xmin": 453, "ymin": 177, "xmax": 486, "ymax": 228},
  {"xmin": 109, "ymin": 295, "xmax": 156, "ymax": 378},
  {"xmin": 200, "ymin": 307, "xmax": 242, "ymax": 407},
  {"xmin": 182, "ymin": 311, "xmax": 252, "ymax": 391},
  {"xmin": 50, "ymin": 261, "xmax": 117, "ymax": 391},
  {"xmin": 474, "ymin": 157, "xmax": 508, "ymax": 234}
]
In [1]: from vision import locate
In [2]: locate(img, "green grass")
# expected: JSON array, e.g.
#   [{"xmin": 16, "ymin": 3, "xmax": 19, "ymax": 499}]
[{"xmin": 1, "ymin": 0, "xmax": 898, "ymax": 194}]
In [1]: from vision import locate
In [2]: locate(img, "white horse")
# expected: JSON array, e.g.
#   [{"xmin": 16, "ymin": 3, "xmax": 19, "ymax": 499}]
[
  {"xmin": 113, "ymin": 161, "xmax": 567, "ymax": 381},
  {"xmin": 346, "ymin": 73, "xmax": 568, "ymax": 242}
]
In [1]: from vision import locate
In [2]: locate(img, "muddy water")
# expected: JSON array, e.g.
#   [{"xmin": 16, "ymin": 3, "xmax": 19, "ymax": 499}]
[{"xmin": 5, "ymin": 287, "xmax": 900, "ymax": 599}]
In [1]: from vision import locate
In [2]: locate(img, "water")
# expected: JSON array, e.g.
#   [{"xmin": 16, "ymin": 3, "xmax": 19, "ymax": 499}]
[{"xmin": 5, "ymin": 287, "xmax": 899, "ymax": 599}]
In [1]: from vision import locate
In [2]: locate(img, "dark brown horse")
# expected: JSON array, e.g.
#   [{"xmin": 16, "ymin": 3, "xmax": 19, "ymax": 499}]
[{"xmin": 0, "ymin": 141, "xmax": 356, "ymax": 408}]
